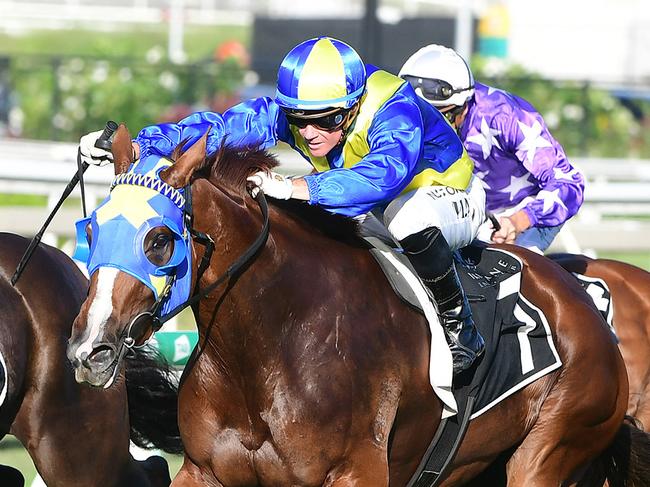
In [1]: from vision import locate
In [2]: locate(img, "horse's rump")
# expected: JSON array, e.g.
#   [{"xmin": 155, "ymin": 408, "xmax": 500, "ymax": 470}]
[{"xmin": 550, "ymin": 253, "xmax": 650, "ymax": 431}]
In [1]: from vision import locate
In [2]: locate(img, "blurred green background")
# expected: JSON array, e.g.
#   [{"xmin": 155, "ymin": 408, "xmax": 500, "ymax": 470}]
[
  {"xmin": 2, "ymin": 24, "xmax": 650, "ymax": 157},
  {"xmin": 1, "ymin": 25, "xmax": 249, "ymax": 141}
]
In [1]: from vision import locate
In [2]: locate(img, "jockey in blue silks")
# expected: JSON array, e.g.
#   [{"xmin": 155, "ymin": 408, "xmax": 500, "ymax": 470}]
[{"xmin": 78, "ymin": 37, "xmax": 487, "ymax": 373}]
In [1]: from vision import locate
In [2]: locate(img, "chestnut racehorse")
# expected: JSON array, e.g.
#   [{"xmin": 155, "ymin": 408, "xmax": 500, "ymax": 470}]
[
  {"xmin": 0, "ymin": 232, "xmax": 181, "ymax": 487},
  {"xmin": 67, "ymin": 125, "xmax": 650, "ymax": 486},
  {"xmin": 551, "ymin": 253, "xmax": 650, "ymax": 430}
]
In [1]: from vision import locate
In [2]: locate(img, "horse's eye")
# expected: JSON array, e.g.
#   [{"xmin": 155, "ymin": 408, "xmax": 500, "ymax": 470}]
[
  {"xmin": 153, "ymin": 234, "xmax": 171, "ymax": 250},
  {"xmin": 144, "ymin": 227, "xmax": 175, "ymax": 266}
]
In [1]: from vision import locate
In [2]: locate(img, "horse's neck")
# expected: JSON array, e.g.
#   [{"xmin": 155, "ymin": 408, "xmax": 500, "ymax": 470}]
[
  {"xmin": 191, "ymin": 186, "xmax": 368, "ymax": 378},
  {"xmin": 192, "ymin": 187, "xmax": 297, "ymax": 367}
]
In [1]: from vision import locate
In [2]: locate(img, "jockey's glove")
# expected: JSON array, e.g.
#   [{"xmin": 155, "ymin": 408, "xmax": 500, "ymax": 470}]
[
  {"xmin": 247, "ymin": 171, "xmax": 293, "ymax": 200},
  {"xmin": 79, "ymin": 130, "xmax": 114, "ymax": 166}
]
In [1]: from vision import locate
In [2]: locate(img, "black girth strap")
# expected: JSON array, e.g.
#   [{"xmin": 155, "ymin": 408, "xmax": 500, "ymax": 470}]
[{"xmin": 406, "ymin": 396, "xmax": 476, "ymax": 487}]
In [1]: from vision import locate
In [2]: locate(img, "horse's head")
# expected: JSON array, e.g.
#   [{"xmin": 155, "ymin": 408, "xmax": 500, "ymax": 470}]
[{"xmin": 67, "ymin": 124, "xmax": 207, "ymax": 387}]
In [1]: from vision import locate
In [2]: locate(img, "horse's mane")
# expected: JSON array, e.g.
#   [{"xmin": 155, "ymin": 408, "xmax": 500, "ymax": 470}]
[{"xmin": 193, "ymin": 144, "xmax": 365, "ymax": 247}]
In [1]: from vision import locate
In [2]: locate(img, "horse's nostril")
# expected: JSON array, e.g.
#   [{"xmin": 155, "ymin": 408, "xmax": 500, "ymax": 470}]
[{"xmin": 86, "ymin": 347, "xmax": 116, "ymax": 371}]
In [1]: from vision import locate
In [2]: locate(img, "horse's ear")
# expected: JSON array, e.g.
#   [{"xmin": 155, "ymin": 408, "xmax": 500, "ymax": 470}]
[
  {"xmin": 111, "ymin": 124, "xmax": 133, "ymax": 175},
  {"xmin": 160, "ymin": 129, "xmax": 210, "ymax": 189}
]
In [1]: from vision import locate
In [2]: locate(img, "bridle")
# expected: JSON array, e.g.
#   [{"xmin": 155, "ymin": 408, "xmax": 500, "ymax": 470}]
[{"xmin": 121, "ymin": 183, "xmax": 270, "ymax": 350}]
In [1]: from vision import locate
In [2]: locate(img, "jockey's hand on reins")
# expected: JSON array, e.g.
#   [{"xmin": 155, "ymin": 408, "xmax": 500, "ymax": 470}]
[
  {"xmin": 247, "ymin": 171, "xmax": 293, "ymax": 200},
  {"xmin": 79, "ymin": 123, "xmax": 117, "ymax": 166}
]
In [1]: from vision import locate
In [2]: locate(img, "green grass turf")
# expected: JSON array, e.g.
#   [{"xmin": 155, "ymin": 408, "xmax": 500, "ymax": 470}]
[{"xmin": 598, "ymin": 251, "xmax": 650, "ymax": 271}]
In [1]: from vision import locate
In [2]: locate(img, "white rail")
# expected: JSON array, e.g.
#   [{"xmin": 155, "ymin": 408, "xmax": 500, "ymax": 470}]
[{"xmin": 0, "ymin": 138, "xmax": 648, "ymax": 252}]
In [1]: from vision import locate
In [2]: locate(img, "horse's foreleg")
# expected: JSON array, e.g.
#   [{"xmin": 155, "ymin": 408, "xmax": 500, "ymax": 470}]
[
  {"xmin": 171, "ymin": 456, "xmax": 224, "ymax": 487},
  {"xmin": 629, "ymin": 375, "xmax": 650, "ymax": 431}
]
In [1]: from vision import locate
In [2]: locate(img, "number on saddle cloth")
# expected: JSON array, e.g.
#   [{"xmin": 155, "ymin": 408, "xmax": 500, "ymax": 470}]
[
  {"xmin": 456, "ymin": 244, "xmax": 563, "ymax": 419},
  {"xmin": 571, "ymin": 273, "xmax": 616, "ymax": 339}
]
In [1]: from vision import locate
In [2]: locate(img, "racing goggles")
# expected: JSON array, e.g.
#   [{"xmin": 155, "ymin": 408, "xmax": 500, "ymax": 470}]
[
  {"xmin": 403, "ymin": 75, "xmax": 472, "ymax": 103},
  {"xmin": 282, "ymin": 107, "xmax": 350, "ymax": 131}
]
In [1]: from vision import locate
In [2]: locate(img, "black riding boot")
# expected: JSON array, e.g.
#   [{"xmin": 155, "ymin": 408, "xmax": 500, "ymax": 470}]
[{"xmin": 400, "ymin": 227, "xmax": 485, "ymax": 373}]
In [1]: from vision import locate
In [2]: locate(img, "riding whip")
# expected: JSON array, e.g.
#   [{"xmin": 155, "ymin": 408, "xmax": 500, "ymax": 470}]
[{"xmin": 11, "ymin": 121, "xmax": 118, "ymax": 286}]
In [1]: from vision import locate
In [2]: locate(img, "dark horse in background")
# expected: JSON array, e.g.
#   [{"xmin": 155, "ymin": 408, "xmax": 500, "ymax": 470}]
[
  {"xmin": 551, "ymin": 253, "xmax": 650, "ymax": 430},
  {"xmin": 0, "ymin": 232, "xmax": 182, "ymax": 486},
  {"xmin": 67, "ymin": 125, "xmax": 650, "ymax": 486}
]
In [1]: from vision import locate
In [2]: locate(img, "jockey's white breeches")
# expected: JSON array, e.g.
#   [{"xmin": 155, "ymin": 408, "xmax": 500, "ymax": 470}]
[{"xmin": 382, "ymin": 175, "xmax": 486, "ymax": 250}]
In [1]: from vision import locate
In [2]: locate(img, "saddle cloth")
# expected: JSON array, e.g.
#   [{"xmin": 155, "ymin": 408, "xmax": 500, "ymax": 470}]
[
  {"xmin": 366, "ymin": 240, "xmax": 625, "ymax": 486},
  {"xmin": 571, "ymin": 273, "xmax": 616, "ymax": 339},
  {"xmin": 0, "ymin": 350, "xmax": 7, "ymax": 407},
  {"xmin": 365, "ymin": 238, "xmax": 563, "ymax": 419}
]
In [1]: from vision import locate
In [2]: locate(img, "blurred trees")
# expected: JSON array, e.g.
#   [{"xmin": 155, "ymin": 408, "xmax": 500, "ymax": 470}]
[
  {"xmin": 0, "ymin": 26, "xmax": 249, "ymax": 140},
  {"xmin": 2, "ymin": 28, "xmax": 649, "ymax": 159},
  {"xmin": 473, "ymin": 57, "xmax": 650, "ymax": 158},
  {"xmin": 7, "ymin": 51, "xmax": 246, "ymax": 140}
]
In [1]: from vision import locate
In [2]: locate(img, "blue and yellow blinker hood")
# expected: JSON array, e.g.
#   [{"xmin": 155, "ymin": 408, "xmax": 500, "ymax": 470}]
[{"xmin": 74, "ymin": 154, "xmax": 192, "ymax": 316}]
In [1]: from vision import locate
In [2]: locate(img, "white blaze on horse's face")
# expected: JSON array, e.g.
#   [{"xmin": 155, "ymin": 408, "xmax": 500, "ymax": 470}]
[{"xmin": 73, "ymin": 267, "xmax": 119, "ymax": 361}]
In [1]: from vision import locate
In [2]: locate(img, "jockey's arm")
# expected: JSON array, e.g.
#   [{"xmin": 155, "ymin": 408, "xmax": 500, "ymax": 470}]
[
  {"xmin": 497, "ymin": 109, "xmax": 584, "ymax": 230},
  {"xmin": 301, "ymin": 134, "xmax": 423, "ymax": 215},
  {"xmin": 289, "ymin": 178, "xmax": 310, "ymax": 200},
  {"xmin": 133, "ymin": 97, "xmax": 285, "ymax": 160}
]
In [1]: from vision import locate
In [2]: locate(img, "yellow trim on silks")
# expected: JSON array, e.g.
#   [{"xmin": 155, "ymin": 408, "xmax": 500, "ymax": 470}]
[
  {"xmin": 341, "ymin": 70, "xmax": 404, "ymax": 168},
  {"xmin": 402, "ymin": 149, "xmax": 474, "ymax": 194},
  {"xmin": 292, "ymin": 69, "xmax": 473, "ymax": 192},
  {"xmin": 298, "ymin": 38, "xmax": 348, "ymax": 105}
]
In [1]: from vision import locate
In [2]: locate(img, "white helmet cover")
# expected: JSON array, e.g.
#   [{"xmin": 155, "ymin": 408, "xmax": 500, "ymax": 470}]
[{"xmin": 399, "ymin": 44, "xmax": 475, "ymax": 107}]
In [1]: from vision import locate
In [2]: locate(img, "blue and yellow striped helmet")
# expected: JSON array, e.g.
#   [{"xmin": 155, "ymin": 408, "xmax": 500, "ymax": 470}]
[{"xmin": 275, "ymin": 37, "xmax": 366, "ymax": 111}]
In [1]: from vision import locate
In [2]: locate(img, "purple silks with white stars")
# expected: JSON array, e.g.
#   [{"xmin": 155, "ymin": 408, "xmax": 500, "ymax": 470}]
[{"xmin": 460, "ymin": 82, "xmax": 584, "ymax": 228}]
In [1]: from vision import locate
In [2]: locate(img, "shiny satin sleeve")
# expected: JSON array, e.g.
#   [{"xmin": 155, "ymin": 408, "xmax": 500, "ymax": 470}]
[
  {"xmin": 499, "ymin": 106, "xmax": 585, "ymax": 227},
  {"xmin": 134, "ymin": 97, "xmax": 289, "ymax": 158}
]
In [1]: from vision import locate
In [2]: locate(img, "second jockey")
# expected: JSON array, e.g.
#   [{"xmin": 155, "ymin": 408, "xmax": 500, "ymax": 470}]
[
  {"xmin": 79, "ymin": 37, "xmax": 486, "ymax": 373},
  {"xmin": 400, "ymin": 44, "xmax": 585, "ymax": 254}
]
